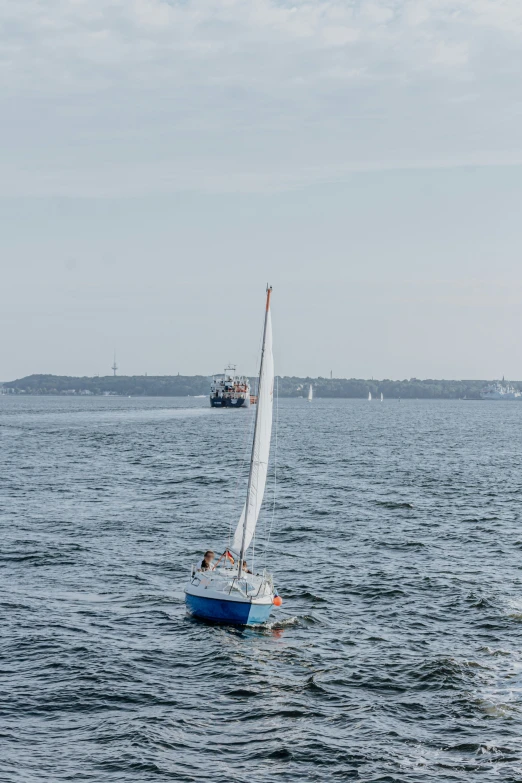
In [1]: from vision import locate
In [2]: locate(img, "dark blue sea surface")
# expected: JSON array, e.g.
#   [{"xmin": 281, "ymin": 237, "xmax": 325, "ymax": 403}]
[{"xmin": 1, "ymin": 396, "xmax": 522, "ymax": 782}]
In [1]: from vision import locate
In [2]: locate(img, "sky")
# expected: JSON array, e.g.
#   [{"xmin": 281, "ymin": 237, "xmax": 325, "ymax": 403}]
[{"xmin": 1, "ymin": 0, "xmax": 522, "ymax": 381}]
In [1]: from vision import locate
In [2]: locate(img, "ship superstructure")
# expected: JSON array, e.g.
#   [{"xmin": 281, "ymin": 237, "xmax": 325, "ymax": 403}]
[
  {"xmin": 480, "ymin": 379, "xmax": 522, "ymax": 400},
  {"xmin": 210, "ymin": 366, "xmax": 251, "ymax": 408}
]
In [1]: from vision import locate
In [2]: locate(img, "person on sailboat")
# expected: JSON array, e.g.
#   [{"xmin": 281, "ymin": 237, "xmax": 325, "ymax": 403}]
[
  {"xmin": 197, "ymin": 551, "xmax": 215, "ymax": 571},
  {"xmin": 242, "ymin": 560, "xmax": 253, "ymax": 574},
  {"xmin": 215, "ymin": 550, "xmax": 235, "ymax": 568}
]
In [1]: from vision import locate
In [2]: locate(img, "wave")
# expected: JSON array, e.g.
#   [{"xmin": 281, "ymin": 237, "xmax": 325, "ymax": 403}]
[
  {"xmin": 3, "ymin": 395, "xmax": 522, "ymax": 783},
  {"xmin": 375, "ymin": 501, "xmax": 414, "ymax": 509}
]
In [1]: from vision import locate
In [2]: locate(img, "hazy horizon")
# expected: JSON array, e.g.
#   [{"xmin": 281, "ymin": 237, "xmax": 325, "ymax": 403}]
[
  {"xmin": 2, "ymin": 2, "xmax": 522, "ymax": 381},
  {"xmin": 2, "ymin": 368, "xmax": 519, "ymax": 384}
]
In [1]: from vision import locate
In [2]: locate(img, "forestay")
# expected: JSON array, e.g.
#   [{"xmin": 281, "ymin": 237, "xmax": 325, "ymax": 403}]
[{"xmin": 231, "ymin": 308, "xmax": 274, "ymax": 554}]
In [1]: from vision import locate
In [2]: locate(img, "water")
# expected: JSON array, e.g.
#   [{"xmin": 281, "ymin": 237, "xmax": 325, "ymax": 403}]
[{"xmin": 2, "ymin": 396, "xmax": 522, "ymax": 782}]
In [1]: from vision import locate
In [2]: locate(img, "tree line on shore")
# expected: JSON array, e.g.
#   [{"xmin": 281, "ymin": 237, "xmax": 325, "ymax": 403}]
[{"xmin": 2, "ymin": 373, "xmax": 517, "ymax": 399}]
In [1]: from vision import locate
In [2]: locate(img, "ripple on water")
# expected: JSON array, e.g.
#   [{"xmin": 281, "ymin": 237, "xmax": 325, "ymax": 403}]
[{"xmin": 2, "ymin": 396, "xmax": 522, "ymax": 781}]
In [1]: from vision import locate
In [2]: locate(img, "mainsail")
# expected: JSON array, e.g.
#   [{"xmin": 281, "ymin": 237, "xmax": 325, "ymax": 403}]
[
  {"xmin": 231, "ymin": 295, "xmax": 274, "ymax": 555},
  {"xmin": 308, "ymin": 384, "xmax": 313, "ymax": 402}
]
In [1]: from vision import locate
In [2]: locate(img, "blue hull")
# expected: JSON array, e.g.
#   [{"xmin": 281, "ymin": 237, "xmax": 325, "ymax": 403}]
[
  {"xmin": 210, "ymin": 396, "xmax": 247, "ymax": 408},
  {"xmin": 185, "ymin": 593, "xmax": 273, "ymax": 625}
]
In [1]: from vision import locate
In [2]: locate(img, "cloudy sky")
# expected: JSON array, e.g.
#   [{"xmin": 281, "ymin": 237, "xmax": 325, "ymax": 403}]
[{"xmin": 1, "ymin": 0, "xmax": 522, "ymax": 380}]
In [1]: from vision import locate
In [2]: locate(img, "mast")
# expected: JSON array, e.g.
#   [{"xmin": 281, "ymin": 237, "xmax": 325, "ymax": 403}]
[{"xmin": 238, "ymin": 285, "xmax": 272, "ymax": 577}]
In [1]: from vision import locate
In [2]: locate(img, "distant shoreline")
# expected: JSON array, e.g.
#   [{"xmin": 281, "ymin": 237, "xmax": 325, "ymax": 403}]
[{"xmin": 1, "ymin": 374, "xmax": 519, "ymax": 400}]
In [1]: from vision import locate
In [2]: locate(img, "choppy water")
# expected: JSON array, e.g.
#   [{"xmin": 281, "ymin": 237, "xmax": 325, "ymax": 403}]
[{"xmin": 2, "ymin": 396, "xmax": 522, "ymax": 782}]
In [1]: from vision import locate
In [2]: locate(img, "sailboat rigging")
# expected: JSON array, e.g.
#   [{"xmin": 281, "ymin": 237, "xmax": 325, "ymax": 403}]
[{"xmin": 184, "ymin": 286, "xmax": 280, "ymax": 625}]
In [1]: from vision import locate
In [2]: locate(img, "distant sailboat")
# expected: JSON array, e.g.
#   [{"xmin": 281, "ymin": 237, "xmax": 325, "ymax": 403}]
[
  {"xmin": 368, "ymin": 391, "xmax": 372, "ymax": 401},
  {"xmin": 308, "ymin": 384, "xmax": 313, "ymax": 402},
  {"xmin": 380, "ymin": 392, "xmax": 383, "ymax": 402}
]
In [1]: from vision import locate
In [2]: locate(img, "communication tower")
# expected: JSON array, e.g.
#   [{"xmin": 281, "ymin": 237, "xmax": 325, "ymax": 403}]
[{"xmin": 112, "ymin": 352, "xmax": 118, "ymax": 376}]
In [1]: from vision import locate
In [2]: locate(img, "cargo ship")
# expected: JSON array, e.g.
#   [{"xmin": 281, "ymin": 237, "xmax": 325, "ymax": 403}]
[{"xmin": 210, "ymin": 366, "xmax": 251, "ymax": 408}]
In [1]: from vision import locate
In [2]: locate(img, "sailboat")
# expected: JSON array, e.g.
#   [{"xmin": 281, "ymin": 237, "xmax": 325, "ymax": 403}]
[
  {"xmin": 184, "ymin": 286, "xmax": 279, "ymax": 625},
  {"xmin": 308, "ymin": 384, "xmax": 313, "ymax": 402},
  {"xmin": 368, "ymin": 391, "xmax": 372, "ymax": 401},
  {"xmin": 380, "ymin": 392, "xmax": 383, "ymax": 402}
]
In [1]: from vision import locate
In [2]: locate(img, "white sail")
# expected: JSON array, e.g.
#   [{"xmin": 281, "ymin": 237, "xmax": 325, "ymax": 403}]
[
  {"xmin": 231, "ymin": 309, "xmax": 274, "ymax": 554},
  {"xmin": 308, "ymin": 384, "xmax": 313, "ymax": 402},
  {"xmin": 368, "ymin": 392, "xmax": 372, "ymax": 401},
  {"xmin": 380, "ymin": 392, "xmax": 383, "ymax": 402}
]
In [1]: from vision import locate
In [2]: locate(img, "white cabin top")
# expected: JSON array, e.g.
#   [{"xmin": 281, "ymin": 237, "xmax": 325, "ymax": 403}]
[{"xmin": 211, "ymin": 366, "xmax": 250, "ymax": 395}]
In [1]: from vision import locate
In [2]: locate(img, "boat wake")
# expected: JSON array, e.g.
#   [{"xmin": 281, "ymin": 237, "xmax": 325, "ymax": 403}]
[{"xmin": 262, "ymin": 615, "xmax": 300, "ymax": 631}]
